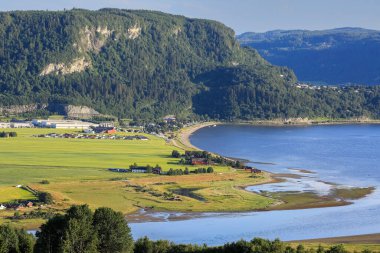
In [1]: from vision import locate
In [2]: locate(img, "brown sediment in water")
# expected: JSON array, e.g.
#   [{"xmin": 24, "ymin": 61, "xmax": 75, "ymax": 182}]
[
  {"xmin": 290, "ymin": 233, "xmax": 380, "ymax": 244},
  {"xmin": 288, "ymin": 168, "xmax": 316, "ymax": 174}
]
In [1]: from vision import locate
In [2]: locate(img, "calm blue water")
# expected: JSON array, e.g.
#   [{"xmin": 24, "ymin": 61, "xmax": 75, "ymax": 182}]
[{"xmin": 131, "ymin": 124, "xmax": 380, "ymax": 245}]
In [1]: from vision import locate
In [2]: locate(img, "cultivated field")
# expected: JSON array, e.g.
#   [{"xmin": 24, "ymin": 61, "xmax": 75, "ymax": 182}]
[{"xmin": 0, "ymin": 128, "xmax": 273, "ymax": 228}]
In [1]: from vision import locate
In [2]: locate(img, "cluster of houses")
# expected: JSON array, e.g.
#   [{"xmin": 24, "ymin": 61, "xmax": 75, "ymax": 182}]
[
  {"xmin": 0, "ymin": 121, "xmax": 33, "ymax": 128},
  {"xmin": 32, "ymin": 119, "xmax": 99, "ymax": 129},
  {"xmin": 244, "ymin": 166, "xmax": 262, "ymax": 174},
  {"xmin": 35, "ymin": 132, "xmax": 149, "ymax": 141},
  {"xmin": 0, "ymin": 201, "xmax": 34, "ymax": 211},
  {"xmin": 109, "ymin": 166, "xmax": 161, "ymax": 174},
  {"xmin": 293, "ymin": 82, "xmax": 339, "ymax": 91},
  {"xmin": 0, "ymin": 119, "xmax": 117, "ymax": 130}
]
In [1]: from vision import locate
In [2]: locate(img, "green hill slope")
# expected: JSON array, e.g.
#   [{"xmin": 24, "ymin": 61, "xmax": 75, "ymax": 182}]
[{"xmin": 1, "ymin": 10, "xmax": 380, "ymax": 120}]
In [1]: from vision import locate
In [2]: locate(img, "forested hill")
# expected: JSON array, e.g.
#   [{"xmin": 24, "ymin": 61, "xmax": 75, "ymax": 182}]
[
  {"xmin": 237, "ymin": 28, "xmax": 380, "ymax": 85},
  {"xmin": 1, "ymin": 10, "xmax": 380, "ymax": 120}
]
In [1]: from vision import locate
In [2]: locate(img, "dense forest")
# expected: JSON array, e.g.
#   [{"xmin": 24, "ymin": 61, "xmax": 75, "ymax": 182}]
[
  {"xmin": 1, "ymin": 10, "xmax": 380, "ymax": 120},
  {"xmin": 237, "ymin": 28, "xmax": 380, "ymax": 85},
  {"xmin": 0, "ymin": 205, "xmax": 377, "ymax": 253}
]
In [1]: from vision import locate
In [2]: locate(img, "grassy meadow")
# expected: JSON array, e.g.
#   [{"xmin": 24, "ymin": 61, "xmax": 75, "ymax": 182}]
[{"xmin": 0, "ymin": 128, "xmax": 274, "ymax": 228}]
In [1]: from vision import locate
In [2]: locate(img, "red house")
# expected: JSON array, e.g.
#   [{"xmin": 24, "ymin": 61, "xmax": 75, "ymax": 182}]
[
  {"xmin": 106, "ymin": 128, "xmax": 117, "ymax": 134},
  {"xmin": 244, "ymin": 166, "xmax": 262, "ymax": 174},
  {"xmin": 191, "ymin": 158, "xmax": 208, "ymax": 165}
]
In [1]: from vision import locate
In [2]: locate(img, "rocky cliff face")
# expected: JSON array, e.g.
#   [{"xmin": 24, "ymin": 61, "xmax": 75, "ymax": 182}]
[
  {"xmin": 64, "ymin": 105, "xmax": 100, "ymax": 119},
  {"xmin": 0, "ymin": 103, "xmax": 99, "ymax": 119},
  {"xmin": 0, "ymin": 104, "xmax": 47, "ymax": 115},
  {"xmin": 39, "ymin": 57, "xmax": 91, "ymax": 76}
]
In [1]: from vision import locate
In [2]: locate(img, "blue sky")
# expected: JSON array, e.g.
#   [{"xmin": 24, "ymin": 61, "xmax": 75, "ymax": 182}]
[{"xmin": 1, "ymin": 0, "xmax": 380, "ymax": 34}]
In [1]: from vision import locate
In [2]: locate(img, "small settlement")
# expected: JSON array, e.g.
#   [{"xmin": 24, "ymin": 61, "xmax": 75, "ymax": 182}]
[{"xmin": 35, "ymin": 132, "xmax": 149, "ymax": 141}]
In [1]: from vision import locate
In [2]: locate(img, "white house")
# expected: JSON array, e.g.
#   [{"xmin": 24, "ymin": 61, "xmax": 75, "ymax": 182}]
[{"xmin": 0, "ymin": 204, "xmax": 6, "ymax": 210}]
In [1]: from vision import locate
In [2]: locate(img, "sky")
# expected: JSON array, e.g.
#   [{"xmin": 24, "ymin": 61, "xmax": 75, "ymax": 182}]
[{"xmin": 1, "ymin": 0, "xmax": 380, "ymax": 34}]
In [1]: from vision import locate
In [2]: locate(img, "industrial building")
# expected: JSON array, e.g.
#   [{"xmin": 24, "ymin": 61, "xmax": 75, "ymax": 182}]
[{"xmin": 32, "ymin": 119, "xmax": 98, "ymax": 129}]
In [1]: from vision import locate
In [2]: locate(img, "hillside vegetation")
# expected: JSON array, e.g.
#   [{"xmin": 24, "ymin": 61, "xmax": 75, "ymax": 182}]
[{"xmin": 1, "ymin": 10, "xmax": 380, "ymax": 120}]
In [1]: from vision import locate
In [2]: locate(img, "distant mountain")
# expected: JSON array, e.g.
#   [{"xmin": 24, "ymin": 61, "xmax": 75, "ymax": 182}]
[
  {"xmin": 1, "ymin": 11, "xmax": 380, "ymax": 120},
  {"xmin": 237, "ymin": 28, "xmax": 380, "ymax": 85}
]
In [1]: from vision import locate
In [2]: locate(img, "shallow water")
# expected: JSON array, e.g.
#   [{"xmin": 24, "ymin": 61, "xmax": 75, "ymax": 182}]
[{"xmin": 131, "ymin": 124, "xmax": 380, "ymax": 245}]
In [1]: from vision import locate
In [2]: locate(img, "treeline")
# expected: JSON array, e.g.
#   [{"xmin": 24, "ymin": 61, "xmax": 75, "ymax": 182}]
[
  {"xmin": 0, "ymin": 131, "xmax": 17, "ymax": 138},
  {"xmin": 173, "ymin": 150, "xmax": 243, "ymax": 168},
  {"xmin": 166, "ymin": 167, "xmax": 214, "ymax": 175},
  {"xmin": 0, "ymin": 205, "xmax": 377, "ymax": 253}
]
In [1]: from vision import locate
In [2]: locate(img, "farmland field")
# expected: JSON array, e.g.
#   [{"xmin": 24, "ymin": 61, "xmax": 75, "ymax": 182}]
[{"xmin": 0, "ymin": 128, "xmax": 272, "ymax": 228}]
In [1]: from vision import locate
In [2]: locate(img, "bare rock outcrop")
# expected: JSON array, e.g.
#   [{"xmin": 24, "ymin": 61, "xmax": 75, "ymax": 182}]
[
  {"xmin": 65, "ymin": 105, "xmax": 100, "ymax": 119},
  {"xmin": 75, "ymin": 26, "xmax": 113, "ymax": 53},
  {"xmin": 127, "ymin": 24, "xmax": 141, "ymax": 39},
  {"xmin": 39, "ymin": 57, "xmax": 91, "ymax": 76},
  {"xmin": 0, "ymin": 104, "xmax": 47, "ymax": 115},
  {"xmin": 172, "ymin": 27, "xmax": 182, "ymax": 36}
]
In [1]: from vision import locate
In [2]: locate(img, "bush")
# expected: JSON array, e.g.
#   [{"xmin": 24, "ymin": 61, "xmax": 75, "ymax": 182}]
[
  {"xmin": 38, "ymin": 192, "xmax": 53, "ymax": 204},
  {"xmin": 171, "ymin": 150, "xmax": 181, "ymax": 158}
]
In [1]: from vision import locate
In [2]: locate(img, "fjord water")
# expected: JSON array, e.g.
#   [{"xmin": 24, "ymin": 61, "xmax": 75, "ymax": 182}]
[{"xmin": 131, "ymin": 124, "xmax": 380, "ymax": 245}]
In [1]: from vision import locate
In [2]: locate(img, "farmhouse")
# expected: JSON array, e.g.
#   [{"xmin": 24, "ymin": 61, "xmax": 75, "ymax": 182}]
[
  {"xmin": 131, "ymin": 167, "xmax": 148, "ymax": 173},
  {"xmin": 163, "ymin": 115, "xmax": 176, "ymax": 123},
  {"xmin": 152, "ymin": 167, "xmax": 162, "ymax": 174},
  {"xmin": 93, "ymin": 126, "xmax": 116, "ymax": 134},
  {"xmin": 99, "ymin": 122, "xmax": 115, "ymax": 128},
  {"xmin": 244, "ymin": 166, "xmax": 262, "ymax": 173},
  {"xmin": 0, "ymin": 204, "xmax": 6, "ymax": 210},
  {"xmin": 108, "ymin": 168, "xmax": 130, "ymax": 173},
  {"xmin": 191, "ymin": 158, "xmax": 208, "ymax": 165}
]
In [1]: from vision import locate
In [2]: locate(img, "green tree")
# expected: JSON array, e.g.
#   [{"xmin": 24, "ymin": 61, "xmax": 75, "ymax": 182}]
[
  {"xmin": 15, "ymin": 229, "xmax": 35, "ymax": 253},
  {"xmin": 38, "ymin": 192, "xmax": 53, "ymax": 204},
  {"xmin": 34, "ymin": 215, "xmax": 66, "ymax": 253},
  {"xmin": 93, "ymin": 207, "xmax": 133, "ymax": 253},
  {"xmin": 0, "ymin": 225, "xmax": 19, "ymax": 253},
  {"xmin": 326, "ymin": 245, "xmax": 348, "ymax": 253},
  {"xmin": 171, "ymin": 150, "xmax": 181, "ymax": 158},
  {"xmin": 61, "ymin": 205, "xmax": 98, "ymax": 253},
  {"xmin": 0, "ymin": 225, "xmax": 34, "ymax": 253},
  {"xmin": 134, "ymin": 237, "xmax": 154, "ymax": 253}
]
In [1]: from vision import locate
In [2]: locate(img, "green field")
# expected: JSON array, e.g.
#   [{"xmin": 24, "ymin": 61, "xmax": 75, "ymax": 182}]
[
  {"xmin": 0, "ymin": 187, "xmax": 36, "ymax": 203},
  {"xmin": 0, "ymin": 128, "xmax": 274, "ymax": 228}
]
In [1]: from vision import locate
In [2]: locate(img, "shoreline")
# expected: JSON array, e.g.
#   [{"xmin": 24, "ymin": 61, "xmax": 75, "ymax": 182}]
[
  {"xmin": 176, "ymin": 119, "xmax": 380, "ymax": 151},
  {"xmin": 172, "ymin": 121, "xmax": 220, "ymax": 151},
  {"xmin": 233, "ymin": 118, "xmax": 380, "ymax": 126}
]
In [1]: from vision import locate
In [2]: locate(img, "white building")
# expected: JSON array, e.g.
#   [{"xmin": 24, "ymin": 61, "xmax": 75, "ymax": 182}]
[
  {"xmin": 0, "ymin": 204, "xmax": 6, "ymax": 210},
  {"xmin": 32, "ymin": 119, "xmax": 98, "ymax": 129},
  {"xmin": 0, "ymin": 122, "xmax": 11, "ymax": 128},
  {"xmin": 10, "ymin": 122, "xmax": 33, "ymax": 128}
]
